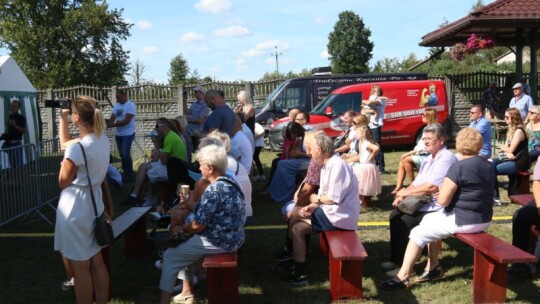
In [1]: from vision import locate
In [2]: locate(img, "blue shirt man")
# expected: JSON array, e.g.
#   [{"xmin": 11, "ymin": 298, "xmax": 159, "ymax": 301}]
[
  {"xmin": 186, "ymin": 86, "xmax": 210, "ymax": 136},
  {"xmin": 509, "ymin": 82, "xmax": 534, "ymax": 122},
  {"xmin": 468, "ymin": 105, "xmax": 492, "ymax": 159}
]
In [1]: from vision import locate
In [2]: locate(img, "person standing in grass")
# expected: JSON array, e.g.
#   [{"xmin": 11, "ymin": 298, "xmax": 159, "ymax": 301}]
[
  {"xmin": 282, "ymin": 133, "xmax": 359, "ymax": 285},
  {"xmin": 55, "ymin": 96, "xmax": 110, "ymax": 304}
]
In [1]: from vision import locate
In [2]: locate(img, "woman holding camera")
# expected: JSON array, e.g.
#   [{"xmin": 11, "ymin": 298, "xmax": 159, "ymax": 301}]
[
  {"xmin": 493, "ymin": 107, "xmax": 529, "ymax": 203},
  {"xmin": 54, "ymin": 96, "xmax": 110, "ymax": 303}
]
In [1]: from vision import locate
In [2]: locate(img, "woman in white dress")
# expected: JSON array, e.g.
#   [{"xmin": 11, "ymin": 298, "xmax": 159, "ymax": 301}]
[{"xmin": 55, "ymin": 96, "xmax": 110, "ymax": 304}]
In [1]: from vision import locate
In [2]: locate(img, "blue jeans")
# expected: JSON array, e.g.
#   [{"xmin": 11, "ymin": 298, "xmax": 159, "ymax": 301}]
[
  {"xmin": 115, "ymin": 134, "xmax": 135, "ymax": 179},
  {"xmin": 492, "ymin": 158, "xmax": 517, "ymax": 198},
  {"xmin": 371, "ymin": 126, "xmax": 385, "ymax": 171}
]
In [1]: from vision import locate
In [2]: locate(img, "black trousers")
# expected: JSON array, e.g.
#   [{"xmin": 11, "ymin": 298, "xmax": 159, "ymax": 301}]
[
  {"xmin": 389, "ymin": 209, "xmax": 429, "ymax": 266},
  {"xmin": 512, "ymin": 200, "xmax": 540, "ymax": 263},
  {"xmin": 167, "ymin": 157, "xmax": 195, "ymax": 195}
]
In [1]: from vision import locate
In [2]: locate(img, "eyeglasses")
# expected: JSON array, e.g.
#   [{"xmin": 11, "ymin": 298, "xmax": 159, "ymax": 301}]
[
  {"xmin": 422, "ymin": 137, "xmax": 437, "ymax": 142},
  {"xmin": 469, "ymin": 111, "xmax": 480, "ymax": 114},
  {"xmin": 295, "ymin": 118, "xmax": 306, "ymax": 121},
  {"xmin": 155, "ymin": 124, "xmax": 167, "ymax": 129}
]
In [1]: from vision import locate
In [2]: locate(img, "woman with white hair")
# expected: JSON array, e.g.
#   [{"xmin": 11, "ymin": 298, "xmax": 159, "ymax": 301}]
[
  {"xmin": 235, "ymin": 90, "xmax": 255, "ymax": 134},
  {"xmin": 159, "ymin": 144, "xmax": 245, "ymax": 304}
]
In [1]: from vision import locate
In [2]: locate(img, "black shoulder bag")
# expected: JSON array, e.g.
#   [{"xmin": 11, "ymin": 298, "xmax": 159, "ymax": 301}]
[{"xmin": 78, "ymin": 142, "xmax": 114, "ymax": 247}]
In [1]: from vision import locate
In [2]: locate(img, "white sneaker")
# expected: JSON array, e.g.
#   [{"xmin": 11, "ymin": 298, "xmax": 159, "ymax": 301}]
[
  {"xmin": 61, "ymin": 277, "xmax": 75, "ymax": 291},
  {"xmin": 494, "ymin": 198, "xmax": 502, "ymax": 206}
]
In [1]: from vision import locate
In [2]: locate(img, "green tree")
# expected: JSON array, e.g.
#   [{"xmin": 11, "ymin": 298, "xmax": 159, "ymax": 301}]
[
  {"xmin": 327, "ymin": 11, "xmax": 373, "ymax": 74},
  {"xmin": 0, "ymin": 0, "xmax": 131, "ymax": 88},
  {"xmin": 168, "ymin": 53, "xmax": 190, "ymax": 85},
  {"xmin": 372, "ymin": 57, "xmax": 402, "ymax": 73}
]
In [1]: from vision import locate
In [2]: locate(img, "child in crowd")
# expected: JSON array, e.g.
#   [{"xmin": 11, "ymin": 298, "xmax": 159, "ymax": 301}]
[
  {"xmin": 106, "ymin": 155, "xmax": 122, "ymax": 189},
  {"xmin": 341, "ymin": 125, "xmax": 381, "ymax": 206}
]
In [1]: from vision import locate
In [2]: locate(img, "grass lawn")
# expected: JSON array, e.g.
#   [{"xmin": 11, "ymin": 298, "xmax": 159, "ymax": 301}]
[{"xmin": 0, "ymin": 148, "xmax": 539, "ymax": 303}]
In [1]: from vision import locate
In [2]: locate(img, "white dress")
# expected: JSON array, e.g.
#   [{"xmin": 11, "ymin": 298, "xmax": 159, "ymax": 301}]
[
  {"xmin": 352, "ymin": 141, "xmax": 382, "ymax": 196},
  {"xmin": 54, "ymin": 133, "xmax": 110, "ymax": 261}
]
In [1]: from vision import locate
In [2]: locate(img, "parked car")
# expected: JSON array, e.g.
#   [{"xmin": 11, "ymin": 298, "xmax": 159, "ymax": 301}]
[
  {"xmin": 267, "ymin": 79, "xmax": 449, "ymax": 150},
  {"xmin": 255, "ymin": 73, "xmax": 428, "ymax": 149}
]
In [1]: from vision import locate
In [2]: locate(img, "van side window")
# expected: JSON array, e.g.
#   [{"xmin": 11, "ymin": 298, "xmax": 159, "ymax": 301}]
[
  {"xmin": 274, "ymin": 86, "xmax": 306, "ymax": 112},
  {"xmin": 330, "ymin": 93, "xmax": 362, "ymax": 115}
]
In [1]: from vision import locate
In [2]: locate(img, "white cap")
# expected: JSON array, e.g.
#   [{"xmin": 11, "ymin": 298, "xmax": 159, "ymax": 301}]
[
  {"xmin": 193, "ymin": 86, "xmax": 206, "ymax": 93},
  {"xmin": 512, "ymin": 82, "xmax": 523, "ymax": 89}
]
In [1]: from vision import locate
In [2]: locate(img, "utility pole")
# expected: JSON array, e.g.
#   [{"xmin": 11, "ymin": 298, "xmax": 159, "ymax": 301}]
[{"xmin": 270, "ymin": 45, "xmax": 282, "ymax": 75}]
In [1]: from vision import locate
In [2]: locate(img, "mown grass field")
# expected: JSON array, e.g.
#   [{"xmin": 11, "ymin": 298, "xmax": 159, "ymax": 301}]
[{"xmin": 0, "ymin": 148, "xmax": 538, "ymax": 304}]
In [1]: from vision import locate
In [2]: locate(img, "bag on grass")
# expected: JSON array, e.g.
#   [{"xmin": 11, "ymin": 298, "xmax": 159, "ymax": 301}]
[{"xmin": 397, "ymin": 195, "xmax": 431, "ymax": 215}]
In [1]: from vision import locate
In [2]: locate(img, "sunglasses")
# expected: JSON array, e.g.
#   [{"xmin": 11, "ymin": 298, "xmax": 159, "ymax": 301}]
[
  {"xmin": 155, "ymin": 124, "xmax": 167, "ymax": 129},
  {"xmin": 469, "ymin": 111, "xmax": 480, "ymax": 114}
]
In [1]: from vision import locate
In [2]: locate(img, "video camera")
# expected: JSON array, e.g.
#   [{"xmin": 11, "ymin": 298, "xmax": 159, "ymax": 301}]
[{"xmin": 44, "ymin": 99, "xmax": 72, "ymax": 110}]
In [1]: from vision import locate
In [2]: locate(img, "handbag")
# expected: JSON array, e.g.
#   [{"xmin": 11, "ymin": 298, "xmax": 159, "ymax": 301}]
[
  {"xmin": 78, "ymin": 142, "xmax": 114, "ymax": 247},
  {"xmin": 397, "ymin": 194, "xmax": 431, "ymax": 215}
]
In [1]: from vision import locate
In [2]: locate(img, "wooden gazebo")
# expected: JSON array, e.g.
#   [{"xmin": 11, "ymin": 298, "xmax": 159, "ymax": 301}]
[{"xmin": 420, "ymin": 0, "xmax": 540, "ymax": 101}]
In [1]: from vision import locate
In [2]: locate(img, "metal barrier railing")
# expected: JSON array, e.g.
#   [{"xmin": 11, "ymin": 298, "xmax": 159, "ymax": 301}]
[{"xmin": 0, "ymin": 135, "xmax": 147, "ymax": 227}]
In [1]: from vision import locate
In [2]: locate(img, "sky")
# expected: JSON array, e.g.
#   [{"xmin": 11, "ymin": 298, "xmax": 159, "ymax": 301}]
[{"xmin": 3, "ymin": 0, "xmax": 495, "ymax": 84}]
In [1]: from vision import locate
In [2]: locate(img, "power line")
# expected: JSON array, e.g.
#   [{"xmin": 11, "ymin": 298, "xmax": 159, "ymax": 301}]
[{"xmin": 270, "ymin": 46, "xmax": 282, "ymax": 75}]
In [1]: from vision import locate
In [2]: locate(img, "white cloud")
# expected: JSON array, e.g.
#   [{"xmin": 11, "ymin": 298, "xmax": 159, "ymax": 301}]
[
  {"xmin": 136, "ymin": 20, "xmax": 152, "ymax": 30},
  {"xmin": 194, "ymin": 0, "xmax": 231, "ymax": 14},
  {"xmin": 236, "ymin": 59, "xmax": 246, "ymax": 65},
  {"xmin": 181, "ymin": 32, "xmax": 206, "ymax": 43},
  {"xmin": 142, "ymin": 46, "xmax": 158, "ymax": 54},
  {"xmin": 241, "ymin": 40, "xmax": 290, "ymax": 58},
  {"xmin": 196, "ymin": 46, "xmax": 210, "ymax": 52},
  {"xmin": 319, "ymin": 49, "xmax": 329, "ymax": 59},
  {"xmin": 212, "ymin": 26, "xmax": 251, "ymax": 37},
  {"xmin": 314, "ymin": 17, "xmax": 326, "ymax": 25}
]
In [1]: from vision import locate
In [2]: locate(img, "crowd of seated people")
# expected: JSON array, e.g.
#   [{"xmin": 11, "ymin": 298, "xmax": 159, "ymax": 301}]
[{"xmin": 108, "ymin": 88, "xmax": 540, "ymax": 301}]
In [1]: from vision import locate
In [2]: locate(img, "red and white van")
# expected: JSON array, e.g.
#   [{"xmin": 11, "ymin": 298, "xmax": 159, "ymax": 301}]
[{"xmin": 268, "ymin": 80, "xmax": 449, "ymax": 149}]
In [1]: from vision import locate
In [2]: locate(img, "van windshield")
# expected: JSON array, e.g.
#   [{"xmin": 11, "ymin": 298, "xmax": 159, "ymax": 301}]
[
  {"xmin": 311, "ymin": 92, "xmax": 363, "ymax": 115},
  {"xmin": 258, "ymin": 81, "xmax": 287, "ymax": 109}
]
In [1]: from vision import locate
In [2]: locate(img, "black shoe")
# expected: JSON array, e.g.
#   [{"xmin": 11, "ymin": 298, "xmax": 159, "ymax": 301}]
[
  {"xmin": 281, "ymin": 271, "xmax": 308, "ymax": 286},
  {"xmin": 381, "ymin": 277, "xmax": 409, "ymax": 290},
  {"xmin": 415, "ymin": 264, "xmax": 444, "ymax": 282},
  {"xmin": 274, "ymin": 249, "xmax": 294, "ymax": 262},
  {"xmin": 121, "ymin": 195, "xmax": 137, "ymax": 206}
]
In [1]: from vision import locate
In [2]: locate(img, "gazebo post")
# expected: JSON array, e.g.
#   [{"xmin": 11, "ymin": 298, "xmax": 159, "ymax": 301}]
[
  {"xmin": 515, "ymin": 28, "xmax": 524, "ymax": 81},
  {"xmin": 529, "ymin": 28, "xmax": 538, "ymax": 104}
]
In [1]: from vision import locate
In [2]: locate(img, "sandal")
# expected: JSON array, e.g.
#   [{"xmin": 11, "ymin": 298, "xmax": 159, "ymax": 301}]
[
  {"xmin": 416, "ymin": 264, "xmax": 444, "ymax": 282},
  {"xmin": 381, "ymin": 277, "xmax": 410, "ymax": 290},
  {"xmin": 173, "ymin": 294, "xmax": 195, "ymax": 304}
]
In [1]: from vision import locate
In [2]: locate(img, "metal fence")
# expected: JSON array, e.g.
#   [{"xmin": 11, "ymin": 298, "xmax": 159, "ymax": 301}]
[{"xmin": 0, "ymin": 130, "xmax": 149, "ymax": 226}]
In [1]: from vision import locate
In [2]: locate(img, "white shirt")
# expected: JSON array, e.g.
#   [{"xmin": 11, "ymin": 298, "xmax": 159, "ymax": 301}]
[
  {"xmin": 112, "ymin": 100, "xmax": 137, "ymax": 136},
  {"xmin": 231, "ymin": 130, "xmax": 254, "ymax": 173}
]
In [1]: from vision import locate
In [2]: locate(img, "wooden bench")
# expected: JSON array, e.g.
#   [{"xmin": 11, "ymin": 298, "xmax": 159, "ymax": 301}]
[
  {"xmin": 203, "ymin": 251, "xmax": 238, "ymax": 304},
  {"xmin": 508, "ymin": 170, "xmax": 531, "ymax": 196},
  {"xmin": 455, "ymin": 232, "xmax": 536, "ymax": 303},
  {"xmin": 319, "ymin": 230, "xmax": 368, "ymax": 302}
]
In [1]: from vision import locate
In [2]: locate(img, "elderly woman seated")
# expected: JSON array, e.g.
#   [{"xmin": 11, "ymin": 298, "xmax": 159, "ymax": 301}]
[
  {"xmin": 158, "ymin": 144, "xmax": 245, "ymax": 304},
  {"xmin": 383, "ymin": 128, "xmax": 495, "ymax": 289},
  {"xmin": 382, "ymin": 124, "xmax": 457, "ymax": 276},
  {"xmin": 282, "ymin": 133, "xmax": 360, "ymax": 285}
]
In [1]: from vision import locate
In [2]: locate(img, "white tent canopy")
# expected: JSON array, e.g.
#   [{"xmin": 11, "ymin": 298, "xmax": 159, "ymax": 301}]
[{"xmin": 0, "ymin": 56, "xmax": 40, "ymax": 168}]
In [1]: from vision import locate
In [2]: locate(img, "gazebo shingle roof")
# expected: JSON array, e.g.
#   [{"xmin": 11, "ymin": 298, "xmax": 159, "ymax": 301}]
[{"xmin": 420, "ymin": 0, "xmax": 540, "ymax": 47}]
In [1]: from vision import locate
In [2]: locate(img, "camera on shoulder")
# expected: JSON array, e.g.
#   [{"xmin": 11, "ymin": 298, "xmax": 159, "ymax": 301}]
[{"xmin": 44, "ymin": 99, "xmax": 72, "ymax": 109}]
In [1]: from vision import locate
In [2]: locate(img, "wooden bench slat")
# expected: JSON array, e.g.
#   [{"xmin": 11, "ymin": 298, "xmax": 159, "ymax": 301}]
[
  {"xmin": 112, "ymin": 206, "xmax": 151, "ymax": 239},
  {"xmin": 509, "ymin": 194, "xmax": 534, "ymax": 207},
  {"xmin": 455, "ymin": 232, "xmax": 536, "ymax": 264},
  {"xmin": 203, "ymin": 252, "xmax": 237, "ymax": 268},
  {"xmin": 325, "ymin": 230, "xmax": 368, "ymax": 261}
]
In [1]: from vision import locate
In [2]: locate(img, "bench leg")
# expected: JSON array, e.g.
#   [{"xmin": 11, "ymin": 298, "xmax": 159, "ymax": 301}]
[
  {"xmin": 206, "ymin": 266, "xmax": 238, "ymax": 304},
  {"xmin": 329, "ymin": 252, "xmax": 363, "ymax": 302},
  {"xmin": 472, "ymin": 249, "xmax": 508, "ymax": 303},
  {"xmin": 124, "ymin": 216, "xmax": 147, "ymax": 258},
  {"xmin": 320, "ymin": 233, "xmax": 329, "ymax": 256}
]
